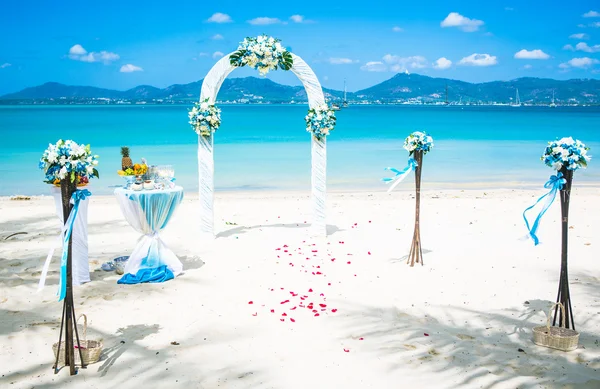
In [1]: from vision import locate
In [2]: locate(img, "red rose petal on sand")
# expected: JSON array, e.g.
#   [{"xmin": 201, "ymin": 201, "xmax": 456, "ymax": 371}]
[
  {"xmin": 312, "ymin": 309, "xmax": 318, "ymax": 313},
  {"xmin": 319, "ymin": 304, "xmax": 327, "ymax": 308},
  {"xmin": 281, "ymin": 300, "xmax": 290, "ymax": 304},
  {"xmin": 331, "ymin": 258, "xmax": 336, "ymax": 262},
  {"xmin": 252, "ymin": 313, "xmax": 257, "ymax": 316},
  {"xmin": 424, "ymin": 333, "xmax": 430, "ymax": 337},
  {"xmin": 291, "ymin": 306, "xmax": 297, "ymax": 310},
  {"xmin": 347, "ymin": 261, "xmax": 351, "ymax": 264},
  {"xmin": 248, "ymin": 301, "xmax": 253, "ymax": 304},
  {"xmin": 369, "ymin": 221, "xmax": 372, "ymax": 223},
  {"xmin": 283, "ymin": 245, "xmax": 289, "ymax": 248},
  {"xmin": 328, "ymin": 283, "xmax": 331, "ymax": 286},
  {"xmin": 308, "ymin": 288, "xmax": 313, "ymax": 292},
  {"xmin": 344, "ymin": 348, "xmax": 350, "ymax": 352},
  {"xmin": 368, "ymin": 251, "xmax": 371, "ymax": 255},
  {"xmin": 331, "ymin": 309, "xmax": 338, "ymax": 313},
  {"xmin": 282, "ymin": 313, "xmax": 287, "ymax": 316},
  {"xmin": 280, "ymin": 319, "xmax": 285, "ymax": 322},
  {"xmin": 316, "ymin": 272, "xmax": 322, "ymax": 275},
  {"xmin": 314, "ymin": 313, "xmax": 320, "ymax": 317},
  {"xmin": 359, "ymin": 337, "xmax": 364, "ymax": 340},
  {"xmin": 319, "ymin": 293, "xmax": 324, "ymax": 297},
  {"xmin": 312, "ymin": 250, "xmax": 318, "ymax": 253},
  {"xmin": 290, "ymin": 318, "xmax": 296, "ymax": 322},
  {"xmin": 270, "ymin": 309, "xmax": 275, "ymax": 313}
]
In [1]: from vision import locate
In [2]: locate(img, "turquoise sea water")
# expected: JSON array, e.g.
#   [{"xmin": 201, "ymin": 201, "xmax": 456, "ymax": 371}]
[{"xmin": 1, "ymin": 104, "xmax": 599, "ymax": 196}]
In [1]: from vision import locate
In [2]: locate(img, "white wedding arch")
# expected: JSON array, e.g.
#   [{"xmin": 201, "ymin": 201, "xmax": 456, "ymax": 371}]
[{"xmin": 197, "ymin": 50, "xmax": 328, "ymax": 238}]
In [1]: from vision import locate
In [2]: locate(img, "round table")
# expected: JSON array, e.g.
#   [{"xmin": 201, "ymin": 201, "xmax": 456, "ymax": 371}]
[{"xmin": 114, "ymin": 186, "xmax": 184, "ymax": 284}]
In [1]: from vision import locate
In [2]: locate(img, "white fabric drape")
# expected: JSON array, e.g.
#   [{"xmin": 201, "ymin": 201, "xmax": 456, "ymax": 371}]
[{"xmin": 50, "ymin": 186, "xmax": 90, "ymax": 286}]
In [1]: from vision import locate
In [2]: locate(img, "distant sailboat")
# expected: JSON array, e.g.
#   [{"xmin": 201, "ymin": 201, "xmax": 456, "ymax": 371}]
[
  {"xmin": 342, "ymin": 78, "xmax": 349, "ymax": 108},
  {"xmin": 550, "ymin": 90, "xmax": 557, "ymax": 108},
  {"xmin": 511, "ymin": 88, "xmax": 522, "ymax": 107}
]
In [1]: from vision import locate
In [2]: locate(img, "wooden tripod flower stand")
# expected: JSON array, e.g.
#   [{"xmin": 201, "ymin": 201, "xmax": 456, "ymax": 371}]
[
  {"xmin": 407, "ymin": 150, "xmax": 424, "ymax": 267},
  {"xmin": 53, "ymin": 178, "xmax": 86, "ymax": 375},
  {"xmin": 554, "ymin": 166, "xmax": 575, "ymax": 330}
]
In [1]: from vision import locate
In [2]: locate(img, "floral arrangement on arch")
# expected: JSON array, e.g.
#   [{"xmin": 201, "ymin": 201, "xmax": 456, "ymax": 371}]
[
  {"xmin": 542, "ymin": 137, "xmax": 591, "ymax": 171},
  {"xmin": 39, "ymin": 140, "xmax": 99, "ymax": 184},
  {"xmin": 229, "ymin": 35, "xmax": 293, "ymax": 75},
  {"xmin": 189, "ymin": 98, "xmax": 221, "ymax": 137},
  {"xmin": 404, "ymin": 131, "xmax": 434, "ymax": 155},
  {"xmin": 305, "ymin": 105, "xmax": 336, "ymax": 140}
]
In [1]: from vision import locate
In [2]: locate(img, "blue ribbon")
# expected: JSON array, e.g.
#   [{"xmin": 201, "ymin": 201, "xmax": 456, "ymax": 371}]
[
  {"xmin": 523, "ymin": 172, "xmax": 566, "ymax": 245},
  {"xmin": 382, "ymin": 157, "xmax": 418, "ymax": 192},
  {"xmin": 57, "ymin": 189, "xmax": 92, "ymax": 300}
]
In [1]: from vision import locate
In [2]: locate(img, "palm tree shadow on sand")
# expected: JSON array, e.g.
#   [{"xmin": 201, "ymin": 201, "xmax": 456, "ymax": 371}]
[{"xmin": 97, "ymin": 324, "xmax": 161, "ymax": 377}]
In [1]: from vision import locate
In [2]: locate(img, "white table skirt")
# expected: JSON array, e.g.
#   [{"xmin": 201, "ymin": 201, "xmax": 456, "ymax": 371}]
[{"xmin": 50, "ymin": 186, "xmax": 90, "ymax": 286}]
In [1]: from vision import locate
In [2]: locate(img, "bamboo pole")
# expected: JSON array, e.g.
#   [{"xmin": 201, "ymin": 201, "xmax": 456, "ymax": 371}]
[{"xmin": 407, "ymin": 150, "xmax": 424, "ymax": 267}]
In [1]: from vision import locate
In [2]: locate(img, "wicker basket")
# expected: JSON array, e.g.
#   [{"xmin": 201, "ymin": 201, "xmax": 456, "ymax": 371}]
[
  {"xmin": 52, "ymin": 314, "xmax": 103, "ymax": 366},
  {"xmin": 533, "ymin": 303, "xmax": 579, "ymax": 352}
]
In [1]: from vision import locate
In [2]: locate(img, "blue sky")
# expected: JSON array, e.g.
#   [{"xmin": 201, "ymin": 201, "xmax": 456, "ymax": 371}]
[{"xmin": 1, "ymin": 0, "xmax": 599, "ymax": 94}]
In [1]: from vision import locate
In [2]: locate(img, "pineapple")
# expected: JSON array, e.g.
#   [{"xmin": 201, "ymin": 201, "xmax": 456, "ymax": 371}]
[{"xmin": 121, "ymin": 147, "xmax": 133, "ymax": 170}]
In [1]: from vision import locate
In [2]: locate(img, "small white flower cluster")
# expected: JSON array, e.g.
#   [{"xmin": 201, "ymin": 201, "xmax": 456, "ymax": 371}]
[
  {"xmin": 542, "ymin": 137, "xmax": 591, "ymax": 171},
  {"xmin": 230, "ymin": 35, "xmax": 292, "ymax": 75},
  {"xmin": 305, "ymin": 105, "xmax": 336, "ymax": 140},
  {"xmin": 403, "ymin": 131, "xmax": 434, "ymax": 155},
  {"xmin": 39, "ymin": 140, "xmax": 99, "ymax": 182},
  {"xmin": 189, "ymin": 99, "xmax": 221, "ymax": 137}
]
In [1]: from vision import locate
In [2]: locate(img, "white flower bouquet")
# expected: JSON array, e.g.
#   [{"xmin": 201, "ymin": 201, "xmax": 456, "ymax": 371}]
[
  {"xmin": 542, "ymin": 137, "xmax": 591, "ymax": 171},
  {"xmin": 189, "ymin": 98, "xmax": 221, "ymax": 137},
  {"xmin": 39, "ymin": 140, "xmax": 99, "ymax": 184},
  {"xmin": 229, "ymin": 35, "xmax": 293, "ymax": 75},
  {"xmin": 404, "ymin": 131, "xmax": 434, "ymax": 156},
  {"xmin": 305, "ymin": 105, "xmax": 336, "ymax": 140}
]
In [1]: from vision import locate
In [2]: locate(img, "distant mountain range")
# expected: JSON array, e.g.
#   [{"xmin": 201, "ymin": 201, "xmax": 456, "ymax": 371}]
[{"xmin": 2, "ymin": 73, "xmax": 600, "ymax": 104}]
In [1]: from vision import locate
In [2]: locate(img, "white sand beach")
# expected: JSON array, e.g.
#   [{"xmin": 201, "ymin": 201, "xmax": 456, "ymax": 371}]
[{"xmin": 1, "ymin": 188, "xmax": 599, "ymax": 388}]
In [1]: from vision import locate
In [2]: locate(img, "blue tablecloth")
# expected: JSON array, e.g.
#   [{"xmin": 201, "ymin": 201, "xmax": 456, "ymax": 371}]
[{"xmin": 114, "ymin": 186, "xmax": 184, "ymax": 284}]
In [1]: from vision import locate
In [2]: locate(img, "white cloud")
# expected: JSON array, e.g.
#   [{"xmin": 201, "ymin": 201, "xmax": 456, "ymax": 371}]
[
  {"xmin": 207, "ymin": 13, "xmax": 232, "ymax": 23},
  {"xmin": 383, "ymin": 54, "xmax": 428, "ymax": 71},
  {"xmin": 593, "ymin": 22, "xmax": 600, "ymax": 28},
  {"xmin": 290, "ymin": 15, "xmax": 303, "ymax": 23},
  {"xmin": 440, "ymin": 12, "xmax": 484, "ymax": 32},
  {"xmin": 563, "ymin": 44, "xmax": 575, "ymax": 51},
  {"xmin": 68, "ymin": 45, "xmax": 119, "ymax": 64},
  {"xmin": 1, "ymin": 63, "xmax": 11, "ymax": 69},
  {"xmin": 458, "ymin": 53, "xmax": 498, "ymax": 66},
  {"xmin": 211, "ymin": 34, "xmax": 224, "ymax": 40},
  {"xmin": 523, "ymin": 64, "xmax": 532, "ymax": 69},
  {"xmin": 323, "ymin": 75, "xmax": 329, "ymax": 81},
  {"xmin": 248, "ymin": 17, "xmax": 283, "ymax": 25},
  {"xmin": 392, "ymin": 26, "xmax": 403, "ymax": 32},
  {"xmin": 570, "ymin": 33, "xmax": 589, "ymax": 39},
  {"xmin": 583, "ymin": 10, "xmax": 600, "ymax": 18},
  {"xmin": 514, "ymin": 49, "xmax": 550, "ymax": 59},
  {"xmin": 360, "ymin": 61, "xmax": 387, "ymax": 72},
  {"xmin": 575, "ymin": 42, "xmax": 600, "ymax": 53},
  {"xmin": 69, "ymin": 44, "xmax": 87, "ymax": 56},
  {"xmin": 328, "ymin": 57, "xmax": 358, "ymax": 64},
  {"xmin": 559, "ymin": 57, "xmax": 600, "ymax": 69},
  {"xmin": 578, "ymin": 23, "xmax": 587, "ymax": 28},
  {"xmin": 212, "ymin": 51, "xmax": 224, "ymax": 59},
  {"xmin": 198, "ymin": 52, "xmax": 209, "ymax": 57},
  {"xmin": 433, "ymin": 57, "xmax": 452, "ymax": 69},
  {"xmin": 120, "ymin": 64, "xmax": 143, "ymax": 73}
]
